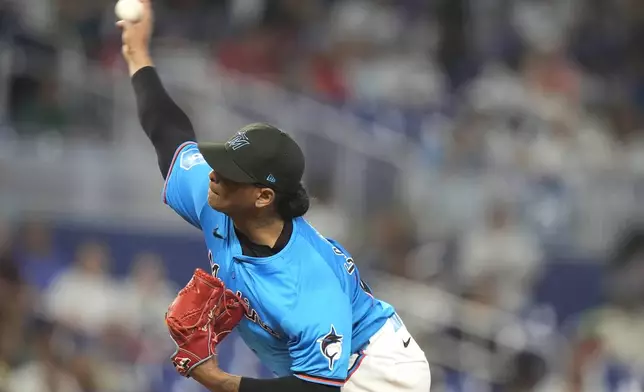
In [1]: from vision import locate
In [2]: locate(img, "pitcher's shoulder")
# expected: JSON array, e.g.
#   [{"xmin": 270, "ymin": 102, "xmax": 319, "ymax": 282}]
[{"xmin": 294, "ymin": 219, "xmax": 352, "ymax": 256}]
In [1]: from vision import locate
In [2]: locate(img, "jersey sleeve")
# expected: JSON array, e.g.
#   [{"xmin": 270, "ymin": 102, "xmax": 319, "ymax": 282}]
[
  {"xmin": 283, "ymin": 278, "xmax": 353, "ymax": 387},
  {"xmin": 162, "ymin": 142, "xmax": 212, "ymax": 229}
]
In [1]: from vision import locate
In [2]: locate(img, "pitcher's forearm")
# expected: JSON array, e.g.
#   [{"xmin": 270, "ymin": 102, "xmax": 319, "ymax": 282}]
[
  {"xmin": 190, "ymin": 360, "xmax": 340, "ymax": 392},
  {"xmin": 130, "ymin": 66, "xmax": 197, "ymax": 178},
  {"xmin": 191, "ymin": 361, "xmax": 241, "ymax": 392}
]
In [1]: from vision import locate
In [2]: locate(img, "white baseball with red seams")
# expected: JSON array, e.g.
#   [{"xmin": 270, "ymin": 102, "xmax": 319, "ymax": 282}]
[{"xmin": 115, "ymin": 0, "xmax": 144, "ymax": 23}]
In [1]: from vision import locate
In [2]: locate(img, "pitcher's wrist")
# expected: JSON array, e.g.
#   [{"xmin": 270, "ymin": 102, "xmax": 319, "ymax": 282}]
[{"xmin": 127, "ymin": 52, "xmax": 154, "ymax": 77}]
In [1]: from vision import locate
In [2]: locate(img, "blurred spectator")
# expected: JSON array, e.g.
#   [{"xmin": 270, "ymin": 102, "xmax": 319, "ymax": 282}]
[
  {"xmin": 521, "ymin": 110, "xmax": 615, "ymax": 177},
  {"xmin": 436, "ymin": 0, "xmax": 476, "ymax": 90},
  {"xmin": 119, "ymin": 251, "xmax": 177, "ymax": 339},
  {"xmin": 326, "ymin": 0, "xmax": 444, "ymax": 106},
  {"xmin": 304, "ymin": 178, "xmax": 350, "ymax": 245},
  {"xmin": 359, "ymin": 209, "xmax": 418, "ymax": 280},
  {"xmin": 6, "ymin": 318, "xmax": 82, "ymax": 392},
  {"xmin": 521, "ymin": 48, "xmax": 581, "ymax": 106},
  {"xmin": 497, "ymin": 350, "xmax": 555, "ymax": 392},
  {"xmin": 445, "ymin": 115, "xmax": 488, "ymax": 172},
  {"xmin": 0, "ymin": 225, "xmax": 31, "ymax": 386},
  {"xmin": 11, "ymin": 76, "xmax": 68, "ymax": 136},
  {"xmin": 5, "ymin": 8, "xmax": 60, "ymax": 134},
  {"xmin": 328, "ymin": 0, "xmax": 403, "ymax": 48},
  {"xmin": 569, "ymin": 229, "xmax": 644, "ymax": 391},
  {"xmin": 0, "ymin": 253, "xmax": 28, "ymax": 387},
  {"xmin": 304, "ymin": 51, "xmax": 348, "ymax": 102},
  {"xmin": 217, "ymin": 25, "xmax": 294, "ymax": 84},
  {"xmin": 44, "ymin": 241, "xmax": 121, "ymax": 337},
  {"xmin": 0, "ymin": 219, "xmax": 12, "ymax": 259},
  {"xmin": 153, "ymin": 0, "xmax": 222, "ymax": 43},
  {"xmin": 458, "ymin": 200, "xmax": 542, "ymax": 312},
  {"xmin": 344, "ymin": 46, "xmax": 445, "ymax": 106},
  {"xmin": 56, "ymin": 0, "xmax": 111, "ymax": 60},
  {"xmin": 15, "ymin": 219, "xmax": 64, "ymax": 293}
]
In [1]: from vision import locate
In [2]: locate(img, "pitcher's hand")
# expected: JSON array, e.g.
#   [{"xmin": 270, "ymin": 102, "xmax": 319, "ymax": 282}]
[{"xmin": 116, "ymin": 0, "xmax": 154, "ymax": 76}]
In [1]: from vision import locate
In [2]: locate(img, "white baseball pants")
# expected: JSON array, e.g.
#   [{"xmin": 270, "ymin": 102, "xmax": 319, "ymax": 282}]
[{"xmin": 342, "ymin": 314, "xmax": 431, "ymax": 392}]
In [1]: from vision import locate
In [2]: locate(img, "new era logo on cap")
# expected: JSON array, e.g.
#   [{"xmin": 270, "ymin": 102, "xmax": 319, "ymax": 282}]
[{"xmin": 266, "ymin": 174, "xmax": 276, "ymax": 183}]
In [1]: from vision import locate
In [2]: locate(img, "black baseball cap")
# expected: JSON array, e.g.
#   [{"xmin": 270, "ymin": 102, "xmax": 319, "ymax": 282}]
[{"xmin": 198, "ymin": 123, "xmax": 305, "ymax": 194}]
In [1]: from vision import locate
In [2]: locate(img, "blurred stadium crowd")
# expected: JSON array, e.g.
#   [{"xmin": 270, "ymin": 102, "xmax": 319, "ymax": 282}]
[{"xmin": 2, "ymin": 0, "xmax": 644, "ymax": 391}]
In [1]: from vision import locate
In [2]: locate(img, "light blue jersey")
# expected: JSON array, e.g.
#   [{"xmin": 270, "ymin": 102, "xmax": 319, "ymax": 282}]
[{"xmin": 163, "ymin": 142, "xmax": 395, "ymax": 386}]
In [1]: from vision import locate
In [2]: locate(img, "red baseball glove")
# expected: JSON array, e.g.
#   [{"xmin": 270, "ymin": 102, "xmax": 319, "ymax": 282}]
[{"xmin": 165, "ymin": 268, "xmax": 247, "ymax": 377}]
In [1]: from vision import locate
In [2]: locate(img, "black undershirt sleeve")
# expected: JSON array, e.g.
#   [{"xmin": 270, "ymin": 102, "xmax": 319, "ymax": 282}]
[
  {"xmin": 131, "ymin": 66, "xmax": 197, "ymax": 179},
  {"xmin": 239, "ymin": 376, "xmax": 340, "ymax": 392}
]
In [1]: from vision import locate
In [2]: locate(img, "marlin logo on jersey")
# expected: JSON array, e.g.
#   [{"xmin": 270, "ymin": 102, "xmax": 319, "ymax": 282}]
[
  {"xmin": 226, "ymin": 132, "xmax": 250, "ymax": 150},
  {"xmin": 318, "ymin": 325, "xmax": 343, "ymax": 370}
]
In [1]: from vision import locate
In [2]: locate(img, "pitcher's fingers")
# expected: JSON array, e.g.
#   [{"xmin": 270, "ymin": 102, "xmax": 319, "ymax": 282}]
[{"xmin": 116, "ymin": 20, "xmax": 127, "ymax": 29}]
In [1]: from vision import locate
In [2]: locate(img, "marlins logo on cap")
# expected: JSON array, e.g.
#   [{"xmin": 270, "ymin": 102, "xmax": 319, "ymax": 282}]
[
  {"xmin": 318, "ymin": 325, "xmax": 343, "ymax": 370},
  {"xmin": 226, "ymin": 131, "xmax": 251, "ymax": 150}
]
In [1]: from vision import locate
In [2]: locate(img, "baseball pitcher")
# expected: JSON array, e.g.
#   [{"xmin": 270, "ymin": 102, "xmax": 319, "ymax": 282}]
[{"xmin": 117, "ymin": 2, "xmax": 431, "ymax": 391}]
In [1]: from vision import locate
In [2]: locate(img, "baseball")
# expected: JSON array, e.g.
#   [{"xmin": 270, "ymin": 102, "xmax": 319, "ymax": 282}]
[{"xmin": 115, "ymin": 0, "xmax": 144, "ymax": 23}]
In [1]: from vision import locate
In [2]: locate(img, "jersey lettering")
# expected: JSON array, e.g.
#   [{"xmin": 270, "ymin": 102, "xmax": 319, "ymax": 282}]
[
  {"xmin": 208, "ymin": 250, "xmax": 220, "ymax": 277},
  {"xmin": 236, "ymin": 290, "xmax": 281, "ymax": 339},
  {"xmin": 359, "ymin": 278, "xmax": 374, "ymax": 296},
  {"xmin": 332, "ymin": 246, "xmax": 373, "ymax": 296},
  {"xmin": 333, "ymin": 246, "xmax": 356, "ymax": 275},
  {"xmin": 206, "ymin": 250, "xmax": 280, "ymax": 338},
  {"xmin": 344, "ymin": 257, "xmax": 356, "ymax": 275}
]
